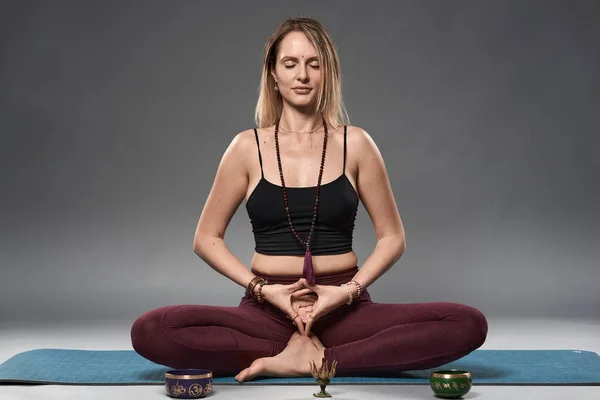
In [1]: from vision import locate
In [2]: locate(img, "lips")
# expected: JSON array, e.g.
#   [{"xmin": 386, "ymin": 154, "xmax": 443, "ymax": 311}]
[{"xmin": 292, "ymin": 87, "xmax": 312, "ymax": 93}]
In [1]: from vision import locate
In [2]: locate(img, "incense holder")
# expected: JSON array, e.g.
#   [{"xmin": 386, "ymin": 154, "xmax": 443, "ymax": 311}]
[{"xmin": 310, "ymin": 357, "xmax": 338, "ymax": 398}]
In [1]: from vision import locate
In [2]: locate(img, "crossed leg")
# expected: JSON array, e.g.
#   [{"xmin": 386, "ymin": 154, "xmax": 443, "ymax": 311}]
[
  {"xmin": 311, "ymin": 301, "xmax": 488, "ymax": 375},
  {"xmin": 131, "ymin": 303, "xmax": 296, "ymax": 376},
  {"xmin": 131, "ymin": 301, "xmax": 487, "ymax": 379},
  {"xmin": 233, "ymin": 301, "xmax": 487, "ymax": 380}
]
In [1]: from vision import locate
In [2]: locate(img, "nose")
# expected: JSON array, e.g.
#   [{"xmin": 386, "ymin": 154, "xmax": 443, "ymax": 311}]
[{"xmin": 297, "ymin": 64, "xmax": 308, "ymax": 82}]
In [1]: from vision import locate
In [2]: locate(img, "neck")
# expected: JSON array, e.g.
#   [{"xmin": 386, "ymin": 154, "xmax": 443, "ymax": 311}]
[{"xmin": 278, "ymin": 106, "xmax": 323, "ymax": 133}]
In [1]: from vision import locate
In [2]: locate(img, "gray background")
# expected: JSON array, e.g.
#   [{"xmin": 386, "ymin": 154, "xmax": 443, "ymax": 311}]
[{"xmin": 1, "ymin": 0, "xmax": 598, "ymax": 324}]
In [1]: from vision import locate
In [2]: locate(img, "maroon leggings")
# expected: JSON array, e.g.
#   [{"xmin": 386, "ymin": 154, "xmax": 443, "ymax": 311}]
[{"xmin": 131, "ymin": 267, "xmax": 488, "ymax": 376}]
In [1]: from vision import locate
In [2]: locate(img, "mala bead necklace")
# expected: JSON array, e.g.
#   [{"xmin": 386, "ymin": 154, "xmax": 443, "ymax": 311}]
[{"xmin": 274, "ymin": 118, "xmax": 328, "ymax": 284}]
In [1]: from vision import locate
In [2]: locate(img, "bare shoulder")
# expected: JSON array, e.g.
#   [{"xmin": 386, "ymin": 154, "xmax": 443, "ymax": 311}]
[
  {"xmin": 229, "ymin": 128, "xmax": 257, "ymax": 152},
  {"xmin": 221, "ymin": 128, "xmax": 257, "ymax": 165},
  {"xmin": 345, "ymin": 125, "xmax": 380, "ymax": 156}
]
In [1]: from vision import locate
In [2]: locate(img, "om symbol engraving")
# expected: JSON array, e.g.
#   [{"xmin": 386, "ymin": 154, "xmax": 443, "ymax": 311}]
[{"xmin": 189, "ymin": 383, "xmax": 204, "ymax": 397}]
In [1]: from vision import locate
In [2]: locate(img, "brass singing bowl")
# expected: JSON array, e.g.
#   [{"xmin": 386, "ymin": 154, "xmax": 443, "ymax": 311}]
[{"xmin": 429, "ymin": 369, "xmax": 472, "ymax": 399}]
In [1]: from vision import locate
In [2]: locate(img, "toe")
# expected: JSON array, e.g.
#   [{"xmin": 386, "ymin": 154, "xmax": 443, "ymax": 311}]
[
  {"xmin": 236, "ymin": 358, "xmax": 266, "ymax": 382},
  {"xmin": 235, "ymin": 367, "xmax": 252, "ymax": 382}
]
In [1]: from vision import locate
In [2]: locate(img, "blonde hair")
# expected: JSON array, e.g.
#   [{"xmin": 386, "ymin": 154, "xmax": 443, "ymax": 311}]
[{"xmin": 254, "ymin": 17, "xmax": 350, "ymax": 131}]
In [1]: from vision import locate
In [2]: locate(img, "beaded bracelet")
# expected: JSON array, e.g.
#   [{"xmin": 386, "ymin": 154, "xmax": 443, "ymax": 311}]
[
  {"xmin": 247, "ymin": 276, "xmax": 262, "ymax": 297},
  {"xmin": 255, "ymin": 280, "xmax": 269, "ymax": 303},
  {"xmin": 347, "ymin": 280, "xmax": 362, "ymax": 298},
  {"xmin": 341, "ymin": 283, "xmax": 353, "ymax": 305}
]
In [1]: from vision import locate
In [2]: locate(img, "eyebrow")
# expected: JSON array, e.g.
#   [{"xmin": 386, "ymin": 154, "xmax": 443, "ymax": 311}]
[{"xmin": 280, "ymin": 56, "xmax": 319, "ymax": 62}]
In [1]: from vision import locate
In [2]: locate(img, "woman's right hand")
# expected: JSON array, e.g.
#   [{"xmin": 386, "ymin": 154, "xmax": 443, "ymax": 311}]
[{"xmin": 259, "ymin": 279, "xmax": 313, "ymax": 335}]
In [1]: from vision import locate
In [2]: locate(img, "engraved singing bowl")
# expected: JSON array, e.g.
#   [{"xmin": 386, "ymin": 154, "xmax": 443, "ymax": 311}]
[
  {"xmin": 165, "ymin": 369, "xmax": 213, "ymax": 398},
  {"xmin": 429, "ymin": 369, "xmax": 472, "ymax": 399}
]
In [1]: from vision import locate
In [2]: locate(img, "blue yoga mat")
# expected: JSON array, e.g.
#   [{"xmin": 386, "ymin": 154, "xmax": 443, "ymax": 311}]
[{"xmin": 0, "ymin": 349, "xmax": 599, "ymax": 385}]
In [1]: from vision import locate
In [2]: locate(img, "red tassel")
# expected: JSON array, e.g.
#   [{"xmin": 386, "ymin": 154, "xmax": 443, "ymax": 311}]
[{"xmin": 303, "ymin": 247, "xmax": 316, "ymax": 284}]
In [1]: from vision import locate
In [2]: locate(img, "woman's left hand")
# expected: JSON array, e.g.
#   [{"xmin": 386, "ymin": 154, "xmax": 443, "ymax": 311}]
[{"xmin": 300, "ymin": 278, "xmax": 350, "ymax": 335}]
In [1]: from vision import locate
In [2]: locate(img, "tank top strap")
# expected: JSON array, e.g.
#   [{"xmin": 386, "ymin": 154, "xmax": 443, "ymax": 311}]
[
  {"xmin": 343, "ymin": 125, "xmax": 347, "ymax": 172},
  {"xmin": 253, "ymin": 128, "xmax": 264, "ymax": 178}
]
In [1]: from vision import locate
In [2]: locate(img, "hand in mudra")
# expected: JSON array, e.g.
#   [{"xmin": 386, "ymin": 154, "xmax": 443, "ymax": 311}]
[
  {"xmin": 297, "ymin": 278, "xmax": 351, "ymax": 336},
  {"xmin": 260, "ymin": 279, "xmax": 313, "ymax": 335},
  {"xmin": 291, "ymin": 293, "xmax": 318, "ymax": 324}
]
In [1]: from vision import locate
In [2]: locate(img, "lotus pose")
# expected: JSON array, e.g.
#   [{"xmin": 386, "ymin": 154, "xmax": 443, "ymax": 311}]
[{"xmin": 131, "ymin": 17, "xmax": 488, "ymax": 382}]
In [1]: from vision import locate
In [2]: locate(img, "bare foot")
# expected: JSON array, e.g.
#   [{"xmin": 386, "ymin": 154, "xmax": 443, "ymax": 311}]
[
  {"xmin": 235, "ymin": 332, "xmax": 326, "ymax": 382},
  {"xmin": 309, "ymin": 333, "xmax": 326, "ymax": 351}
]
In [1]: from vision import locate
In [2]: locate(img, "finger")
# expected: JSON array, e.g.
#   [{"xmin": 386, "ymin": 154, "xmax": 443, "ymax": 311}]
[
  {"xmin": 297, "ymin": 305, "xmax": 314, "ymax": 312},
  {"xmin": 293, "ymin": 315, "xmax": 306, "ymax": 335},
  {"xmin": 301, "ymin": 278, "xmax": 320, "ymax": 291},
  {"xmin": 301, "ymin": 278, "xmax": 313, "ymax": 287},
  {"xmin": 288, "ymin": 310, "xmax": 300, "ymax": 320},
  {"xmin": 295, "ymin": 300, "xmax": 314, "ymax": 308},
  {"xmin": 290, "ymin": 288, "xmax": 314, "ymax": 299},
  {"xmin": 305, "ymin": 317, "xmax": 315, "ymax": 336},
  {"xmin": 304, "ymin": 303, "xmax": 323, "ymax": 336},
  {"xmin": 297, "ymin": 309, "xmax": 311, "ymax": 321},
  {"xmin": 287, "ymin": 278, "xmax": 306, "ymax": 292}
]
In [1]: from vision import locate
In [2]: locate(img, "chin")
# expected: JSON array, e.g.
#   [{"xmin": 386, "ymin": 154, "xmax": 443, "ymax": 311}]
[
  {"xmin": 287, "ymin": 98, "xmax": 316, "ymax": 108},
  {"xmin": 291, "ymin": 103, "xmax": 317, "ymax": 111}
]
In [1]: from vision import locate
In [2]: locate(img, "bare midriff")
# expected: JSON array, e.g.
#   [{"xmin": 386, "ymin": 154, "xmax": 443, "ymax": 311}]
[{"xmin": 250, "ymin": 251, "xmax": 358, "ymax": 276}]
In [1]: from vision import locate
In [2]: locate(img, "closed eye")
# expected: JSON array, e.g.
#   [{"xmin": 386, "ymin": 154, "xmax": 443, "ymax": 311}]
[{"xmin": 285, "ymin": 65, "xmax": 320, "ymax": 69}]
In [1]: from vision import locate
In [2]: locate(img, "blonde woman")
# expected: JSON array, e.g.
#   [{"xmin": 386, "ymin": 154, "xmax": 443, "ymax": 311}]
[{"xmin": 131, "ymin": 17, "xmax": 488, "ymax": 382}]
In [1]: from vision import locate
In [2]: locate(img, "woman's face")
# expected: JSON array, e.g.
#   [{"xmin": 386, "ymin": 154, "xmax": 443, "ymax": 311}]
[{"xmin": 272, "ymin": 31, "xmax": 321, "ymax": 110}]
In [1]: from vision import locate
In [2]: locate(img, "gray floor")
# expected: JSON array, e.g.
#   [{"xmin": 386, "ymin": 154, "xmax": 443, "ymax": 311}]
[{"xmin": 1, "ymin": 318, "xmax": 599, "ymax": 400}]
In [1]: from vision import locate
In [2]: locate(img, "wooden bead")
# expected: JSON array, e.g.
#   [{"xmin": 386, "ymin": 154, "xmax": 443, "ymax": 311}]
[{"xmin": 274, "ymin": 118, "xmax": 327, "ymax": 250}]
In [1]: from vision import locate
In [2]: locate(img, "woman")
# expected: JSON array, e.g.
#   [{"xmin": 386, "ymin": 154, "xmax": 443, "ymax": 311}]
[{"xmin": 131, "ymin": 17, "xmax": 488, "ymax": 382}]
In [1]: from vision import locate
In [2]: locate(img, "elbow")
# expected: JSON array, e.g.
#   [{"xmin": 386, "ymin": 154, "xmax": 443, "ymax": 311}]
[
  {"xmin": 398, "ymin": 237, "xmax": 406, "ymax": 257},
  {"xmin": 193, "ymin": 240, "xmax": 204, "ymax": 258},
  {"xmin": 193, "ymin": 233, "xmax": 222, "ymax": 260},
  {"xmin": 192, "ymin": 234, "xmax": 209, "ymax": 259},
  {"xmin": 377, "ymin": 232, "xmax": 405, "ymax": 262},
  {"xmin": 394, "ymin": 233, "xmax": 406, "ymax": 261}
]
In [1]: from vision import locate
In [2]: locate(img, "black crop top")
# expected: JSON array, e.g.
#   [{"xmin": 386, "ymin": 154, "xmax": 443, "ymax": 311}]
[{"xmin": 246, "ymin": 126, "xmax": 359, "ymax": 256}]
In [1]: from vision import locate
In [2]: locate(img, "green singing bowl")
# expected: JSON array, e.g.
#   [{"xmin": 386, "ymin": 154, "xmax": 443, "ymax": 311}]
[{"xmin": 429, "ymin": 369, "xmax": 472, "ymax": 399}]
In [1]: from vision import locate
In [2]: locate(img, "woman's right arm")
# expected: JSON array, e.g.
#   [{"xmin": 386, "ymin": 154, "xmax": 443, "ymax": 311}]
[
  {"xmin": 193, "ymin": 130, "xmax": 311, "ymax": 331},
  {"xmin": 192, "ymin": 130, "xmax": 256, "ymax": 290}
]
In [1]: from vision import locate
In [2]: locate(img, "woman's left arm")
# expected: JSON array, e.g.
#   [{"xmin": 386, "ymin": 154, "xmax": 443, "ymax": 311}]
[{"xmin": 350, "ymin": 127, "xmax": 406, "ymax": 291}]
